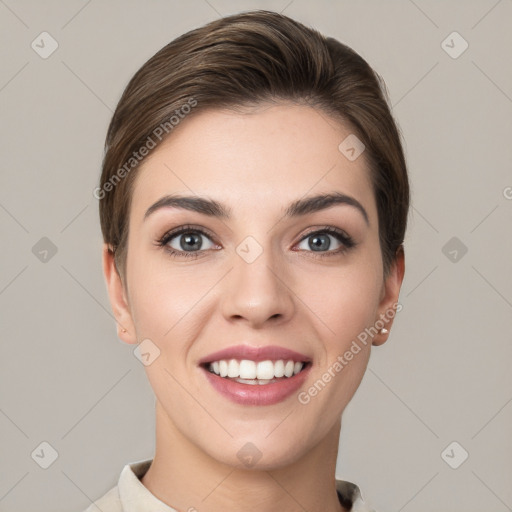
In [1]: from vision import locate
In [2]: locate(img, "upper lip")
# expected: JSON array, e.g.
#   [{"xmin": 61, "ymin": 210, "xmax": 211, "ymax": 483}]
[{"xmin": 198, "ymin": 344, "xmax": 312, "ymax": 365}]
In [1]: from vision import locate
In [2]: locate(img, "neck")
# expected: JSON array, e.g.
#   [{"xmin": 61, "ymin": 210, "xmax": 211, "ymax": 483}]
[{"xmin": 141, "ymin": 400, "xmax": 347, "ymax": 512}]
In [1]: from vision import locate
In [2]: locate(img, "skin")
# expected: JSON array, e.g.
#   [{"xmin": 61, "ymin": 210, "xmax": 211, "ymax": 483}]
[{"xmin": 103, "ymin": 102, "xmax": 405, "ymax": 512}]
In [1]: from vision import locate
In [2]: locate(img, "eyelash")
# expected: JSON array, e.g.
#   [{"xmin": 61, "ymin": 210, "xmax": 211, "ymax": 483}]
[{"xmin": 155, "ymin": 224, "xmax": 356, "ymax": 260}]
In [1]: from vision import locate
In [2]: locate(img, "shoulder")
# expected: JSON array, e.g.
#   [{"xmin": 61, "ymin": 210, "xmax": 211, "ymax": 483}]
[
  {"xmin": 82, "ymin": 458, "xmax": 153, "ymax": 512},
  {"xmin": 83, "ymin": 484, "xmax": 122, "ymax": 512}
]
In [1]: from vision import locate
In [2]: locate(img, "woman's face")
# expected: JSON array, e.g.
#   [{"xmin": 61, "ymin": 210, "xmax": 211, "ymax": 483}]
[{"xmin": 105, "ymin": 102, "xmax": 403, "ymax": 469}]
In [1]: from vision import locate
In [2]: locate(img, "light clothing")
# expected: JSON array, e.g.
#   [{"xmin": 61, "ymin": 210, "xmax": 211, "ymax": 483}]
[{"xmin": 84, "ymin": 458, "xmax": 376, "ymax": 511}]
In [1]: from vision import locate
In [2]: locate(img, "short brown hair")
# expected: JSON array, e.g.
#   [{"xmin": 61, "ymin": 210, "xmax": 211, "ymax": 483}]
[{"xmin": 98, "ymin": 9, "xmax": 409, "ymax": 282}]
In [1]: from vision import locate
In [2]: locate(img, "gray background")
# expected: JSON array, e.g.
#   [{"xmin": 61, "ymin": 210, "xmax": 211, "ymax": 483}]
[{"xmin": 1, "ymin": 1, "xmax": 511, "ymax": 511}]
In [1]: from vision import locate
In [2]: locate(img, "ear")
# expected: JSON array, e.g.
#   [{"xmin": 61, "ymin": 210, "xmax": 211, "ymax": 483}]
[
  {"xmin": 102, "ymin": 243, "xmax": 137, "ymax": 344},
  {"xmin": 372, "ymin": 245, "xmax": 405, "ymax": 346}
]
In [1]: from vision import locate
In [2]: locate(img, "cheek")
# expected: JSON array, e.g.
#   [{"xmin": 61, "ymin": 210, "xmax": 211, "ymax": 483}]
[
  {"xmin": 302, "ymin": 266, "xmax": 381, "ymax": 415},
  {"xmin": 297, "ymin": 261, "xmax": 382, "ymax": 347},
  {"xmin": 127, "ymin": 253, "xmax": 217, "ymax": 348}
]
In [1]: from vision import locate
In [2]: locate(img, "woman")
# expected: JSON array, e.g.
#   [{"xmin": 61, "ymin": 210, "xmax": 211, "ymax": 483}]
[{"xmin": 88, "ymin": 9, "xmax": 408, "ymax": 512}]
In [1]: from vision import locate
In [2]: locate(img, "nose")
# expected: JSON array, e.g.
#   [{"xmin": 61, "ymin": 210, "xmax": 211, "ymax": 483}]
[{"xmin": 220, "ymin": 243, "xmax": 296, "ymax": 328}]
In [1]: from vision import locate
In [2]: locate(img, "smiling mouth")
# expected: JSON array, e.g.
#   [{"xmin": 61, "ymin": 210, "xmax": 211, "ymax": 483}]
[{"xmin": 200, "ymin": 359, "xmax": 312, "ymax": 385}]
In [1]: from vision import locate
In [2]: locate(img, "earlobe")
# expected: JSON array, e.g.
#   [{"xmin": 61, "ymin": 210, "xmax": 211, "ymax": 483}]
[
  {"xmin": 372, "ymin": 245, "xmax": 405, "ymax": 347},
  {"xmin": 102, "ymin": 243, "xmax": 137, "ymax": 344}
]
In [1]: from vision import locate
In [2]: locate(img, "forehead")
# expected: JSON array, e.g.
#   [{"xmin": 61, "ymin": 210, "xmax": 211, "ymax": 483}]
[{"xmin": 130, "ymin": 103, "xmax": 376, "ymax": 224}]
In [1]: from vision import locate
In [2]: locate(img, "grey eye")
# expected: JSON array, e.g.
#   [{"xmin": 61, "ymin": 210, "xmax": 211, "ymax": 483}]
[
  {"xmin": 168, "ymin": 231, "xmax": 215, "ymax": 252},
  {"xmin": 297, "ymin": 232, "xmax": 343, "ymax": 252}
]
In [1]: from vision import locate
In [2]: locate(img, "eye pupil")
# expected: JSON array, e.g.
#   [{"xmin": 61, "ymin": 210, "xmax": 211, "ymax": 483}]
[
  {"xmin": 181, "ymin": 233, "xmax": 202, "ymax": 251},
  {"xmin": 309, "ymin": 234, "xmax": 330, "ymax": 251}
]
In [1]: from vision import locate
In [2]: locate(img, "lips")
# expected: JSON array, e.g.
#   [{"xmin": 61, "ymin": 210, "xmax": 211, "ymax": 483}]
[
  {"xmin": 198, "ymin": 344, "xmax": 312, "ymax": 365},
  {"xmin": 200, "ymin": 362, "xmax": 312, "ymax": 406},
  {"xmin": 197, "ymin": 344, "xmax": 313, "ymax": 406}
]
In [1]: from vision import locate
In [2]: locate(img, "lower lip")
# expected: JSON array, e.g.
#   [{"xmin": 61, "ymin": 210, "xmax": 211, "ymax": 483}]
[{"xmin": 201, "ymin": 365, "xmax": 312, "ymax": 406}]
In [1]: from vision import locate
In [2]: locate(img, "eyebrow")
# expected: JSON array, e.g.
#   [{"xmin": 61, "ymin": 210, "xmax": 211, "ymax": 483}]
[{"xmin": 144, "ymin": 191, "xmax": 369, "ymax": 226}]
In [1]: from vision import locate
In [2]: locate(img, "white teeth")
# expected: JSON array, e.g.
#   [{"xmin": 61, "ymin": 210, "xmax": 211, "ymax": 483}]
[
  {"xmin": 257, "ymin": 360, "xmax": 274, "ymax": 380},
  {"xmin": 274, "ymin": 360, "xmax": 285, "ymax": 377},
  {"xmin": 236, "ymin": 378, "xmax": 277, "ymax": 385},
  {"xmin": 239, "ymin": 359, "xmax": 257, "ymax": 379},
  {"xmin": 284, "ymin": 360, "xmax": 294, "ymax": 377},
  {"xmin": 227, "ymin": 359, "xmax": 239, "ymax": 378},
  {"xmin": 207, "ymin": 359, "xmax": 305, "ymax": 380},
  {"xmin": 219, "ymin": 360, "xmax": 228, "ymax": 377}
]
